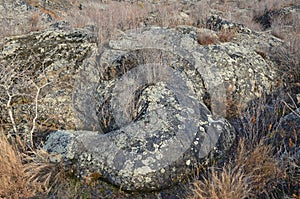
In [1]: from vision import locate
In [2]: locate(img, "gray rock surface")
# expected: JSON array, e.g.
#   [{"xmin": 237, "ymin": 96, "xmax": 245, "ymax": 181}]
[
  {"xmin": 0, "ymin": 15, "xmax": 285, "ymax": 191},
  {"xmin": 46, "ymin": 24, "xmax": 282, "ymax": 191},
  {"xmin": 0, "ymin": 26, "xmax": 97, "ymax": 134}
]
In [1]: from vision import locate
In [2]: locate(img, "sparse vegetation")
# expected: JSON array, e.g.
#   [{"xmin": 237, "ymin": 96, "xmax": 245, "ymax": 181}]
[
  {"xmin": 191, "ymin": 90, "xmax": 300, "ymax": 198},
  {"xmin": 0, "ymin": 135, "xmax": 35, "ymax": 198},
  {"xmin": 0, "ymin": 0, "xmax": 299, "ymax": 198},
  {"xmin": 0, "ymin": 134, "xmax": 61, "ymax": 198},
  {"xmin": 191, "ymin": 139, "xmax": 281, "ymax": 199}
]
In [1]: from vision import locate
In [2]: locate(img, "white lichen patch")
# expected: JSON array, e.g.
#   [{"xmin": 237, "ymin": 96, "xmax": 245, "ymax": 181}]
[
  {"xmin": 186, "ymin": 159, "xmax": 191, "ymax": 166},
  {"xmin": 199, "ymin": 126, "xmax": 205, "ymax": 132},
  {"xmin": 142, "ymin": 157, "xmax": 156, "ymax": 165},
  {"xmin": 134, "ymin": 166, "xmax": 155, "ymax": 176},
  {"xmin": 145, "ymin": 177, "xmax": 152, "ymax": 183}
]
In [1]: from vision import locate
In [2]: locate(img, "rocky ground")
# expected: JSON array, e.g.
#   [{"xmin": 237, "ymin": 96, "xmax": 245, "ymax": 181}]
[{"xmin": 0, "ymin": 0, "xmax": 299, "ymax": 198}]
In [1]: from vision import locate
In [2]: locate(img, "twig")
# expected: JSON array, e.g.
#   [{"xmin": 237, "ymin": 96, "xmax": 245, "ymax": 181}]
[
  {"xmin": 29, "ymin": 81, "xmax": 50, "ymax": 147},
  {"xmin": 282, "ymin": 100, "xmax": 300, "ymax": 118}
]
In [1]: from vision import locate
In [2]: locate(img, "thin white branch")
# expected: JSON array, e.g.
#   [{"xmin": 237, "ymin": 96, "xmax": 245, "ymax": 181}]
[
  {"xmin": 282, "ymin": 100, "xmax": 300, "ymax": 118},
  {"xmin": 6, "ymin": 90, "xmax": 18, "ymax": 134},
  {"xmin": 29, "ymin": 81, "xmax": 50, "ymax": 147}
]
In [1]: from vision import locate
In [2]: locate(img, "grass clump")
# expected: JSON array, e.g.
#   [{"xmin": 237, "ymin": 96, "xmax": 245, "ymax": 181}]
[
  {"xmin": 0, "ymin": 133, "xmax": 64, "ymax": 198},
  {"xmin": 0, "ymin": 135, "xmax": 35, "ymax": 198},
  {"xmin": 190, "ymin": 139, "xmax": 281, "ymax": 199}
]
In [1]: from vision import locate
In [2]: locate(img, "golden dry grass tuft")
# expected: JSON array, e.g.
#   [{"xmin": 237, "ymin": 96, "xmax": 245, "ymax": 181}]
[
  {"xmin": 0, "ymin": 134, "xmax": 64, "ymax": 198},
  {"xmin": 236, "ymin": 139, "xmax": 281, "ymax": 195},
  {"xmin": 190, "ymin": 139, "xmax": 281, "ymax": 199},
  {"xmin": 0, "ymin": 135, "xmax": 36, "ymax": 198},
  {"xmin": 23, "ymin": 148, "xmax": 64, "ymax": 194},
  {"xmin": 197, "ymin": 32, "xmax": 218, "ymax": 45},
  {"xmin": 217, "ymin": 29, "xmax": 237, "ymax": 43},
  {"xmin": 197, "ymin": 29, "xmax": 237, "ymax": 46},
  {"xmin": 191, "ymin": 166, "xmax": 250, "ymax": 199}
]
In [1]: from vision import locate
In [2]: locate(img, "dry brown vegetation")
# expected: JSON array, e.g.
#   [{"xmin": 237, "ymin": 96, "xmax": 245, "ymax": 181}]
[
  {"xmin": 0, "ymin": 132, "xmax": 72, "ymax": 199},
  {"xmin": 0, "ymin": 135, "xmax": 35, "ymax": 198},
  {"xmin": 191, "ymin": 139, "xmax": 281, "ymax": 199},
  {"xmin": 0, "ymin": 134, "xmax": 58, "ymax": 198},
  {"xmin": 191, "ymin": 90, "xmax": 300, "ymax": 199},
  {"xmin": 0, "ymin": 0, "xmax": 299, "ymax": 198}
]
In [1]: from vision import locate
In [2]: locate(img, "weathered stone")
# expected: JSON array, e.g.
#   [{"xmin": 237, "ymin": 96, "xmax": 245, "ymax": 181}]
[
  {"xmin": 45, "ymin": 23, "xmax": 282, "ymax": 191},
  {"xmin": 1, "ymin": 15, "xmax": 285, "ymax": 191},
  {"xmin": 0, "ymin": 27, "xmax": 97, "ymax": 134}
]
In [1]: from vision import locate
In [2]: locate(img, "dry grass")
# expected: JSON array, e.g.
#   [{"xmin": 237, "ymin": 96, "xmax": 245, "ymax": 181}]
[
  {"xmin": 192, "ymin": 166, "xmax": 250, "ymax": 199},
  {"xmin": 197, "ymin": 31, "xmax": 218, "ymax": 45},
  {"xmin": 217, "ymin": 29, "xmax": 236, "ymax": 43},
  {"xmin": 237, "ymin": 140, "xmax": 281, "ymax": 195},
  {"xmin": 197, "ymin": 29, "xmax": 236, "ymax": 45},
  {"xmin": 23, "ymin": 149, "xmax": 64, "ymax": 194},
  {"xmin": 190, "ymin": 86, "xmax": 300, "ymax": 199},
  {"xmin": 0, "ymin": 133, "xmax": 63, "ymax": 198},
  {"xmin": 65, "ymin": 1, "xmax": 152, "ymax": 44},
  {"xmin": 190, "ymin": 139, "xmax": 282, "ymax": 199},
  {"xmin": 65, "ymin": 0, "xmax": 202, "ymax": 45},
  {"xmin": 0, "ymin": 135, "xmax": 33, "ymax": 198}
]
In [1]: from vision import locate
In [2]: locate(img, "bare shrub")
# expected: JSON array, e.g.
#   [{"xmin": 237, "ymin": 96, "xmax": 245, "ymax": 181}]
[
  {"xmin": 217, "ymin": 29, "xmax": 236, "ymax": 42},
  {"xmin": 65, "ymin": 1, "xmax": 206, "ymax": 45},
  {"xmin": 0, "ymin": 59, "xmax": 51, "ymax": 147},
  {"xmin": 254, "ymin": 0, "xmax": 297, "ymax": 11},
  {"xmin": 65, "ymin": 1, "xmax": 152, "ymax": 45},
  {"xmin": 153, "ymin": 2, "xmax": 189, "ymax": 28},
  {"xmin": 197, "ymin": 30, "xmax": 218, "ymax": 45},
  {"xmin": 190, "ymin": 1, "xmax": 211, "ymax": 28}
]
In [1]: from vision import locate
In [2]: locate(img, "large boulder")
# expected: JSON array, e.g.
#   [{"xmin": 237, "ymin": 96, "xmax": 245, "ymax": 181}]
[
  {"xmin": 0, "ymin": 26, "xmax": 97, "ymax": 135},
  {"xmin": 1, "ymin": 16, "xmax": 284, "ymax": 191},
  {"xmin": 46, "ymin": 24, "xmax": 282, "ymax": 191},
  {"xmin": 45, "ymin": 26, "xmax": 237, "ymax": 191}
]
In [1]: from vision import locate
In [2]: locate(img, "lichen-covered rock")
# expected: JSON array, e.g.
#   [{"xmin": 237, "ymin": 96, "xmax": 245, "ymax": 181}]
[
  {"xmin": 46, "ymin": 27, "xmax": 238, "ymax": 190},
  {"xmin": 1, "ymin": 15, "xmax": 285, "ymax": 191},
  {"xmin": 0, "ymin": 0, "xmax": 53, "ymax": 36},
  {"xmin": 0, "ymin": 26, "xmax": 97, "ymax": 134},
  {"xmin": 45, "ymin": 23, "xmax": 283, "ymax": 191}
]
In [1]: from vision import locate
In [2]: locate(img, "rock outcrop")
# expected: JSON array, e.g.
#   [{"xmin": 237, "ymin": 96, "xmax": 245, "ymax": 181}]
[
  {"xmin": 0, "ymin": 15, "xmax": 285, "ymax": 191},
  {"xmin": 0, "ymin": 26, "xmax": 97, "ymax": 134}
]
